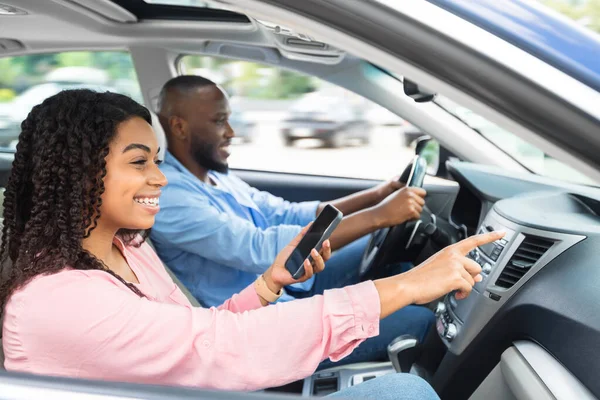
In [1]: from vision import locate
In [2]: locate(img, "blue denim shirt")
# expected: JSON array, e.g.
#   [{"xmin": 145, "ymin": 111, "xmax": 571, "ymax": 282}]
[{"xmin": 150, "ymin": 152, "xmax": 319, "ymax": 307}]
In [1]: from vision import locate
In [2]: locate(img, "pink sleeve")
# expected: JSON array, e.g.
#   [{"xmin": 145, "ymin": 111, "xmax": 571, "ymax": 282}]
[
  {"xmin": 6, "ymin": 272, "xmax": 380, "ymax": 391},
  {"xmin": 215, "ymin": 284, "xmax": 263, "ymax": 313}
]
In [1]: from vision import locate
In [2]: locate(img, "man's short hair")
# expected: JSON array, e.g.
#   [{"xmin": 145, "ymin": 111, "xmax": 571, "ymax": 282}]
[{"xmin": 158, "ymin": 75, "xmax": 216, "ymax": 112}]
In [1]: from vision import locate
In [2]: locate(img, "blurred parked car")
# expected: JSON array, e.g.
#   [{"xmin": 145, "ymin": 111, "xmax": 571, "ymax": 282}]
[
  {"xmin": 0, "ymin": 103, "xmax": 16, "ymax": 148},
  {"xmin": 45, "ymin": 67, "xmax": 110, "ymax": 85},
  {"xmin": 0, "ymin": 82, "xmax": 115, "ymax": 148},
  {"xmin": 229, "ymin": 111, "xmax": 255, "ymax": 144},
  {"xmin": 365, "ymin": 105, "xmax": 403, "ymax": 126},
  {"xmin": 364, "ymin": 105, "xmax": 424, "ymax": 147},
  {"xmin": 280, "ymin": 91, "xmax": 371, "ymax": 148}
]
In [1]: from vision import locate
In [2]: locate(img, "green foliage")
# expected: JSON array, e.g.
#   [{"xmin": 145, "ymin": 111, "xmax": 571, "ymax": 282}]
[
  {"xmin": 0, "ymin": 58, "xmax": 22, "ymax": 88},
  {"xmin": 180, "ymin": 56, "xmax": 318, "ymax": 99},
  {"xmin": 0, "ymin": 51, "xmax": 140, "ymax": 93},
  {"xmin": 541, "ymin": 0, "xmax": 600, "ymax": 33},
  {"xmin": 421, "ymin": 140, "xmax": 440, "ymax": 174},
  {"xmin": 0, "ymin": 89, "xmax": 16, "ymax": 102}
]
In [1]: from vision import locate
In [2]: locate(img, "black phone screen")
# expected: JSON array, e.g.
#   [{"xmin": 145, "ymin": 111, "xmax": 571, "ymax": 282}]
[{"xmin": 286, "ymin": 205, "xmax": 340, "ymax": 275}]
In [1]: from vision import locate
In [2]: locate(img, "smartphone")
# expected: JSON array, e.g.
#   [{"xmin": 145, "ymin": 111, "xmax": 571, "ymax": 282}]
[
  {"xmin": 285, "ymin": 204, "xmax": 343, "ymax": 279},
  {"xmin": 406, "ymin": 155, "xmax": 427, "ymax": 187}
]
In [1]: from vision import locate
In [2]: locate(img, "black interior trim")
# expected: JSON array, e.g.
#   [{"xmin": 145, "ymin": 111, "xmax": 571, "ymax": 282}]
[
  {"xmin": 110, "ymin": 0, "xmax": 250, "ymax": 22},
  {"xmin": 432, "ymin": 238, "xmax": 600, "ymax": 399},
  {"xmin": 234, "ymin": 169, "xmax": 377, "ymax": 203},
  {"xmin": 447, "ymin": 161, "xmax": 600, "ymax": 203},
  {"xmin": 435, "ymin": 163, "xmax": 600, "ymax": 398}
]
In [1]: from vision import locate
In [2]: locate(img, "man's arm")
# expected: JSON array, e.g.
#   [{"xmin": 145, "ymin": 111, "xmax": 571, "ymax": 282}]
[
  {"xmin": 316, "ymin": 178, "xmax": 403, "ymax": 216},
  {"xmin": 234, "ymin": 175, "xmax": 319, "ymax": 227},
  {"xmin": 247, "ymin": 181, "xmax": 386, "ymax": 250},
  {"xmin": 249, "ymin": 187, "xmax": 319, "ymax": 227},
  {"xmin": 151, "ymin": 186, "xmax": 302, "ymax": 274},
  {"xmin": 327, "ymin": 186, "xmax": 426, "ymax": 250},
  {"xmin": 228, "ymin": 174, "xmax": 424, "ymax": 252}
]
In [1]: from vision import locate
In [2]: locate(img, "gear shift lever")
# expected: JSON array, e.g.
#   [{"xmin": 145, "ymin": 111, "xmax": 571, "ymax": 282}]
[{"xmin": 387, "ymin": 335, "xmax": 419, "ymax": 373}]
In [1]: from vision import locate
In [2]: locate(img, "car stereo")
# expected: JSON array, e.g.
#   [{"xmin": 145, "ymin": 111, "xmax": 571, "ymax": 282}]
[{"xmin": 436, "ymin": 223, "xmax": 510, "ymax": 342}]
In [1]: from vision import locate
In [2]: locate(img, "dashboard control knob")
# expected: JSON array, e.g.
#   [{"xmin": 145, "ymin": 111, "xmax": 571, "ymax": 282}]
[
  {"xmin": 482, "ymin": 262, "xmax": 492, "ymax": 275},
  {"xmin": 445, "ymin": 323, "xmax": 458, "ymax": 341},
  {"xmin": 435, "ymin": 302, "xmax": 446, "ymax": 317}
]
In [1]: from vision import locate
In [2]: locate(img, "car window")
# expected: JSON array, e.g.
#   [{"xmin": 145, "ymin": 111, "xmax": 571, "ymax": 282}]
[
  {"xmin": 179, "ymin": 56, "xmax": 424, "ymax": 180},
  {"xmin": 0, "ymin": 51, "xmax": 143, "ymax": 152}
]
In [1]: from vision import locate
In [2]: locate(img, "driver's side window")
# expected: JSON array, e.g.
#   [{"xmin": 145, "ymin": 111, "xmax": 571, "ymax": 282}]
[{"xmin": 179, "ymin": 55, "xmax": 435, "ymax": 180}]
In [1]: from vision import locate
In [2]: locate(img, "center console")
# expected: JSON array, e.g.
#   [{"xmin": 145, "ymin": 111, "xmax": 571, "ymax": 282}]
[
  {"xmin": 436, "ymin": 206, "xmax": 584, "ymax": 354},
  {"xmin": 302, "ymin": 362, "xmax": 396, "ymax": 397}
]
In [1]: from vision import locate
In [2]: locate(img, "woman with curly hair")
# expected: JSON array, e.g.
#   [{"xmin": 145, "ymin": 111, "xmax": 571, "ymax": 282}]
[{"xmin": 0, "ymin": 89, "xmax": 501, "ymax": 398}]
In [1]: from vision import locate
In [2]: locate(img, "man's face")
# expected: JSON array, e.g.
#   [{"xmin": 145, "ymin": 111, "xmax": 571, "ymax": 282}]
[{"xmin": 183, "ymin": 85, "xmax": 234, "ymax": 173}]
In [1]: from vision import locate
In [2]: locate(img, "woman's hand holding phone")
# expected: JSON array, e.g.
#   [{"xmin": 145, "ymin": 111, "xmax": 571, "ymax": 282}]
[{"xmin": 263, "ymin": 224, "xmax": 332, "ymax": 297}]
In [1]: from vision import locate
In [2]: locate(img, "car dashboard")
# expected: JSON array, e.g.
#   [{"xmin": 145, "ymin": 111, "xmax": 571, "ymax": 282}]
[
  {"xmin": 430, "ymin": 161, "xmax": 600, "ymax": 399},
  {"xmin": 439, "ymin": 191, "xmax": 587, "ymax": 354}
]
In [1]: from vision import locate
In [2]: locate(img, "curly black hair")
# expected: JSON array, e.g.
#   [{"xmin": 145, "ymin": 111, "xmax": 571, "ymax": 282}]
[{"xmin": 0, "ymin": 89, "xmax": 151, "ymax": 315}]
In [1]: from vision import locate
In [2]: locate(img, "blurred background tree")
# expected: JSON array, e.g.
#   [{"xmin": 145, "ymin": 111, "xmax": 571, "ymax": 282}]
[{"xmin": 541, "ymin": 0, "xmax": 600, "ymax": 32}]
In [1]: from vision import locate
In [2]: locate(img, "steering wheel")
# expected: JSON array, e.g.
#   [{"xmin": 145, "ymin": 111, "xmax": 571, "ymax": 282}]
[{"xmin": 358, "ymin": 154, "xmax": 429, "ymax": 277}]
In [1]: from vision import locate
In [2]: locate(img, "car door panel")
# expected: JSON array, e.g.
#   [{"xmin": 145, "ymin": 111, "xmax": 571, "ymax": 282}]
[
  {"xmin": 234, "ymin": 169, "xmax": 378, "ymax": 202},
  {"xmin": 234, "ymin": 169, "xmax": 459, "ymax": 218},
  {"xmin": 470, "ymin": 341, "xmax": 595, "ymax": 400}
]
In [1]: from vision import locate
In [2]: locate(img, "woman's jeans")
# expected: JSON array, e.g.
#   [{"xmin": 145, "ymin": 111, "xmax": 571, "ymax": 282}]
[{"xmin": 327, "ymin": 373, "xmax": 440, "ymax": 400}]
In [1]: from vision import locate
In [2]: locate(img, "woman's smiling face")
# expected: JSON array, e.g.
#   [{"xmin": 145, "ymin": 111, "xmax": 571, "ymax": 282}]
[{"xmin": 99, "ymin": 116, "xmax": 168, "ymax": 231}]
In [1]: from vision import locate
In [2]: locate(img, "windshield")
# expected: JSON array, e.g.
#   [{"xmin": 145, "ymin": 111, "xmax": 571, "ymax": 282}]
[
  {"xmin": 434, "ymin": 96, "xmax": 596, "ymax": 186},
  {"xmin": 372, "ymin": 61, "xmax": 597, "ymax": 186}
]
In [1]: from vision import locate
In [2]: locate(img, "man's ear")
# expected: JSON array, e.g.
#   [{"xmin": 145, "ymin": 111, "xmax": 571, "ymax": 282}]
[{"xmin": 169, "ymin": 116, "xmax": 188, "ymax": 141}]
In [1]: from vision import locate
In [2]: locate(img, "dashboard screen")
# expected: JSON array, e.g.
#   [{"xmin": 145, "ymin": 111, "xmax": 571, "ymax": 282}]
[{"xmin": 478, "ymin": 241, "xmax": 496, "ymax": 258}]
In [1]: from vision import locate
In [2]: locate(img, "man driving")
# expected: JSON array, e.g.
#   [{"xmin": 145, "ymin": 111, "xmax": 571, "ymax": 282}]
[{"xmin": 150, "ymin": 75, "xmax": 433, "ymax": 366}]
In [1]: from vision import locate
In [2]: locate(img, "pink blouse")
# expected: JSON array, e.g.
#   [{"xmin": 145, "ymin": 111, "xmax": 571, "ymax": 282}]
[{"xmin": 2, "ymin": 238, "xmax": 381, "ymax": 391}]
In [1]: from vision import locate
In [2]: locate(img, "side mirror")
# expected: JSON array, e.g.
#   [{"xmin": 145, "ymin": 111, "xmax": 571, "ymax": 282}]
[
  {"xmin": 403, "ymin": 78, "xmax": 437, "ymax": 103},
  {"xmin": 415, "ymin": 135, "xmax": 440, "ymax": 175},
  {"xmin": 421, "ymin": 138, "xmax": 441, "ymax": 176},
  {"xmin": 415, "ymin": 135, "xmax": 432, "ymax": 156}
]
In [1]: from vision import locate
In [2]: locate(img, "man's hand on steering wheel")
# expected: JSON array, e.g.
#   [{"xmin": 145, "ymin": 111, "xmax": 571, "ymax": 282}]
[
  {"xmin": 358, "ymin": 154, "xmax": 429, "ymax": 277},
  {"xmin": 371, "ymin": 187, "xmax": 427, "ymax": 228},
  {"xmin": 372, "ymin": 175, "xmax": 405, "ymax": 202}
]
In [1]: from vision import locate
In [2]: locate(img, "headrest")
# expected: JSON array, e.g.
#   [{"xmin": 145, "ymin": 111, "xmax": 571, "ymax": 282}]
[{"xmin": 150, "ymin": 111, "xmax": 167, "ymax": 161}]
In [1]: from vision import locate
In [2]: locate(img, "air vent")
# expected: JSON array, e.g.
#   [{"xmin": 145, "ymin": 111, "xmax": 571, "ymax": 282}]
[{"xmin": 495, "ymin": 236, "xmax": 554, "ymax": 289}]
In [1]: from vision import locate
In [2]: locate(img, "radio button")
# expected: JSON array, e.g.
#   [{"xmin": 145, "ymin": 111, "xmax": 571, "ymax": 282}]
[
  {"xmin": 445, "ymin": 323, "xmax": 458, "ymax": 341},
  {"xmin": 482, "ymin": 262, "xmax": 492, "ymax": 275}
]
